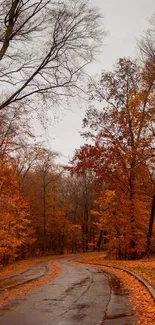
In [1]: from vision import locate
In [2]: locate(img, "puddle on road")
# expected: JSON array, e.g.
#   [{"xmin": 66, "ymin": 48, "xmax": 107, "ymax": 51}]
[
  {"xmin": 108, "ymin": 273, "xmax": 127, "ymax": 296},
  {"xmin": 105, "ymin": 312, "xmax": 134, "ymax": 320},
  {"xmin": 102, "ymin": 272, "xmax": 137, "ymax": 325}
]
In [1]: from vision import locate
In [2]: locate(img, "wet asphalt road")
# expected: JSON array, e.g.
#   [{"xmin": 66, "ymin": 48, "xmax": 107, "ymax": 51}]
[{"xmin": 0, "ymin": 259, "xmax": 137, "ymax": 325}]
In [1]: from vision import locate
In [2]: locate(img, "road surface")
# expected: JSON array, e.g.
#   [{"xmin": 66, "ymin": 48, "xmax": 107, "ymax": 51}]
[{"xmin": 0, "ymin": 259, "xmax": 137, "ymax": 325}]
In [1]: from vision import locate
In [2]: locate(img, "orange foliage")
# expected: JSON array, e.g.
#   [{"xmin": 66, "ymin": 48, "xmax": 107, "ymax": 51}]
[
  {"xmin": 70, "ymin": 59, "xmax": 155, "ymax": 259},
  {"xmin": 0, "ymin": 158, "xmax": 35, "ymax": 264}
]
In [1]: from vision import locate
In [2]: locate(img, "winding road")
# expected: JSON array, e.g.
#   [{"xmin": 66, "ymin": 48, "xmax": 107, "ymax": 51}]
[{"xmin": 0, "ymin": 259, "xmax": 137, "ymax": 325}]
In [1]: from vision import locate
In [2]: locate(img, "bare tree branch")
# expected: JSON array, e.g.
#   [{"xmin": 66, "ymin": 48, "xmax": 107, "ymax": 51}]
[{"xmin": 0, "ymin": 0, "xmax": 105, "ymax": 112}]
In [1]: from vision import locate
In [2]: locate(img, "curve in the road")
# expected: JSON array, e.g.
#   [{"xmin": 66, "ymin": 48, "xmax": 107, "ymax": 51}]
[{"xmin": 0, "ymin": 259, "xmax": 137, "ymax": 325}]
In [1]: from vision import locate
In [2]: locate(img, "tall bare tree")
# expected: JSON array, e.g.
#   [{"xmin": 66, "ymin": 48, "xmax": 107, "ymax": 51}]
[{"xmin": 0, "ymin": 0, "xmax": 105, "ymax": 112}]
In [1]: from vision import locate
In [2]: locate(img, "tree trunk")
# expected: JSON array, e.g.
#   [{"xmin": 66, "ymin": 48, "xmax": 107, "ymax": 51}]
[
  {"xmin": 96, "ymin": 230, "xmax": 103, "ymax": 250},
  {"xmin": 60, "ymin": 234, "xmax": 64, "ymax": 255},
  {"xmin": 43, "ymin": 173, "xmax": 46, "ymax": 255},
  {"xmin": 2, "ymin": 254, "xmax": 8, "ymax": 266},
  {"xmin": 129, "ymin": 166, "xmax": 136, "ymax": 258},
  {"xmin": 146, "ymin": 191, "xmax": 155, "ymax": 255}
]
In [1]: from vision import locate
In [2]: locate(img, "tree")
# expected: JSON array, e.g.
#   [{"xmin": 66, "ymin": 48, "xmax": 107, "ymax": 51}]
[
  {"xmin": 71, "ymin": 58, "xmax": 155, "ymax": 258},
  {"xmin": 138, "ymin": 14, "xmax": 155, "ymax": 88},
  {"xmin": 78, "ymin": 169, "xmax": 95, "ymax": 252},
  {"xmin": 26, "ymin": 148, "xmax": 59, "ymax": 254},
  {"xmin": 0, "ymin": 0, "xmax": 105, "ymax": 113},
  {"xmin": 92, "ymin": 190, "xmax": 123, "ymax": 257},
  {"xmin": 146, "ymin": 166, "xmax": 155, "ymax": 255},
  {"xmin": 0, "ymin": 0, "xmax": 106, "ymax": 263},
  {"xmin": 24, "ymin": 160, "xmax": 83, "ymax": 255},
  {"xmin": 138, "ymin": 14, "xmax": 155, "ymax": 63},
  {"xmin": 0, "ymin": 157, "xmax": 35, "ymax": 264},
  {"xmin": 66, "ymin": 165, "xmax": 99, "ymax": 252},
  {"xmin": 0, "ymin": 105, "xmax": 34, "ymax": 159},
  {"xmin": 138, "ymin": 15, "xmax": 155, "ymax": 253}
]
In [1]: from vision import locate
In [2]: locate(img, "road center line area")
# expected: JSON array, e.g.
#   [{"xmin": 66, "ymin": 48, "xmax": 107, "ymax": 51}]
[{"xmin": 0, "ymin": 259, "xmax": 137, "ymax": 325}]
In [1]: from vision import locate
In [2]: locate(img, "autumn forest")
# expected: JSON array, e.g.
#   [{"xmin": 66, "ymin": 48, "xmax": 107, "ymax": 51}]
[{"xmin": 0, "ymin": 1, "xmax": 155, "ymax": 265}]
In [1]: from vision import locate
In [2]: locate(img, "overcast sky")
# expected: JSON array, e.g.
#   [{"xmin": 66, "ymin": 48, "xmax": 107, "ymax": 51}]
[{"xmin": 38, "ymin": 0, "xmax": 155, "ymax": 164}]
